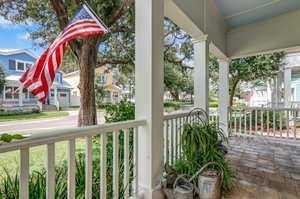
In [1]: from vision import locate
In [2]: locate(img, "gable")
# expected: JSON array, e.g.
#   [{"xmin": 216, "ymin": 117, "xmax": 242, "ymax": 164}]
[{"xmin": 0, "ymin": 52, "xmax": 37, "ymax": 75}]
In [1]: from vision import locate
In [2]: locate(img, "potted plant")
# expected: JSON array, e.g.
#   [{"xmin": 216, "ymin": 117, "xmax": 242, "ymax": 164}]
[{"xmin": 172, "ymin": 108, "xmax": 234, "ymax": 198}]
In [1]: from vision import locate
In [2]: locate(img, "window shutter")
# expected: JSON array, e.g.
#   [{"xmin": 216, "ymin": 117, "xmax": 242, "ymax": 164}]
[{"xmin": 9, "ymin": 60, "xmax": 16, "ymax": 70}]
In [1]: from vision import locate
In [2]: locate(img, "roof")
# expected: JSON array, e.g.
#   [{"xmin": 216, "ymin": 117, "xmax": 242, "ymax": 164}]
[
  {"xmin": 0, "ymin": 49, "xmax": 39, "ymax": 59},
  {"xmin": 5, "ymin": 73, "xmax": 72, "ymax": 89},
  {"xmin": 64, "ymin": 70, "xmax": 80, "ymax": 77},
  {"xmin": 64, "ymin": 66, "xmax": 111, "ymax": 77}
]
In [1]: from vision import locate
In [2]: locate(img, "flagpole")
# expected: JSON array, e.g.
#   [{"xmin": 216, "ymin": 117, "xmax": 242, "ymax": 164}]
[{"xmin": 84, "ymin": 2, "xmax": 135, "ymax": 64}]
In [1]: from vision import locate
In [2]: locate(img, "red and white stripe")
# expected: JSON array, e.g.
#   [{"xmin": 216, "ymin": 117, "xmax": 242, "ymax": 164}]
[{"xmin": 20, "ymin": 7, "xmax": 107, "ymax": 102}]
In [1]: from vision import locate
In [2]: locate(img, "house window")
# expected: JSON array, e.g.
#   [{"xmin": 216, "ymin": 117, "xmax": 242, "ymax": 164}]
[
  {"xmin": 17, "ymin": 62, "xmax": 25, "ymax": 71},
  {"xmin": 55, "ymin": 73, "xmax": 61, "ymax": 82},
  {"xmin": 114, "ymin": 94, "xmax": 118, "ymax": 98},
  {"xmin": 4, "ymin": 86, "xmax": 29, "ymax": 100},
  {"xmin": 4, "ymin": 86, "xmax": 13, "ymax": 99},
  {"xmin": 60, "ymin": 93, "xmax": 67, "ymax": 97},
  {"xmin": 99, "ymin": 75, "xmax": 108, "ymax": 84},
  {"xmin": 15, "ymin": 60, "xmax": 33, "ymax": 72},
  {"xmin": 73, "ymin": 91, "xmax": 78, "ymax": 96}
]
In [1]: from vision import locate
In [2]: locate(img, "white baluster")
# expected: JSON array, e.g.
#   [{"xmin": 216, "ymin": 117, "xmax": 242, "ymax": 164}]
[
  {"xmin": 170, "ymin": 119, "xmax": 174, "ymax": 164},
  {"xmin": 124, "ymin": 129, "xmax": 130, "ymax": 199},
  {"xmin": 85, "ymin": 136, "xmax": 93, "ymax": 199},
  {"xmin": 286, "ymin": 110, "xmax": 290, "ymax": 139},
  {"xmin": 175, "ymin": 118, "xmax": 178, "ymax": 161},
  {"xmin": 273, "ymin": 111, "xmax": 276, "ymax": 137},
  {"xmin": 68, "ymin": 139, "xmax": 76, "ymax": 199},
  {"xmin": 250, "ymin": 109, "xmax": 252, "ymax": 135},
  {"xmin": 133, "ymin": 127, "xmax": 139, "ymax": 197},
  {"xmin": 255, "ymin": 109, "xmax": 258, "ymax": 135},
  {"xmin": 280, "ymin": 111, "xmax": 283, "ymax": 138},
  {"xmin": 165, "ymin": 120, "xmax": 169, "ymax": 164},
  {"xmin": 20, "ymin": 148, "xmax": 29, "ymax": 199},
  {"xmin": 47, "ymin": 143, "xmax": 55, "ymax": 199},
  {"xmin": 101, "ymin": 133, "xmax": 107, "ymax": 198},
  {"xmin": 261, "ymin": 109, "xmax": 264, "ymax": 136},
  {"xmin": 294, "ymin": 111, "xmax": 297, "ymax": 141},
  {"xmin": 113, "ymin": 131, "xmax": 119, "ymax": 199},
  {"xmin": 239, "ymin": 108, "xmax": 242, "ymax": 135},
  {"xmin": 267, "ymin": 110, "xmax": 269, "ymax": 137}
]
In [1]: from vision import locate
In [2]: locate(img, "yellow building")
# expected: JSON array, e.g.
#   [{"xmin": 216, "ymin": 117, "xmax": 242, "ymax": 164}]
[{"xmin": 64, "ymin": 66, "xmax": 122, "ymax": 106}]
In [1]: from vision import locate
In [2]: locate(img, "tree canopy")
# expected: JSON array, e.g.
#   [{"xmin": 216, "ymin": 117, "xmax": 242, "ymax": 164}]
[{"xmin": 0, "ymin": 0, "xmax": 134, "ymax": 126}]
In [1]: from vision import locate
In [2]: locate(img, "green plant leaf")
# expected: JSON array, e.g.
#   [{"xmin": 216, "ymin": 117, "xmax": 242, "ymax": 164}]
[
  {"xmin": 12, "ymin": 134, "xmax": 25, "ymax": 139},
  {"xmin": 0, "ymin": 134, "xmax": 13, "ymax": 143}
]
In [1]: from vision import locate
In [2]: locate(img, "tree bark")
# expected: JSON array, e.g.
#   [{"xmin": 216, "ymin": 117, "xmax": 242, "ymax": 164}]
[
  {"xmin": 169, "ymin": 91, "xmax": 179, "ymax": 101},
  {"xmin": 229, "ymin": 80, "xmax": 239, "ymax": 107},
  {"xmin": 77, "ymin": 40, "xmax": 98, "ymax": 126}
]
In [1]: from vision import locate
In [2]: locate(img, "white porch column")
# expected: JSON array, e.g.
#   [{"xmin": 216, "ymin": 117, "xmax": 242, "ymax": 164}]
[
  {"xmin": 267, "ymin": 80, "xmax": 272, "ymax": 104},
  {"xmin": 19, "ymin": 86, "xmax": 23, "ymax": 106},
  {"xmin": 54, "ymin": 86, "xmax": 58, "ymax": 110},
  {"xmin": 135, "ymin": 0, "xmax": 164, "ymax": 198},
  {"xmin": 110, "ymin": 91, "xmax": 113, "ymax": 103},
  {"xmin": 284, "ymin": 68, "xmax": 292, "ymax": 108},
  {"xmin": 277, "ymin": 72, "xmax": 283, "ymax": 106},
  {"xmin": 193, "ymin": 35, "xmax": 209, "ymax": 113},
  {"xmin": 218, "ymin": 59, "xmax": 229, "ymax": 137}
]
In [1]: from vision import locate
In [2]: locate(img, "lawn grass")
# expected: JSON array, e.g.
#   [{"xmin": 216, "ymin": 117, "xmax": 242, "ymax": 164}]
[
  {"xmin": 0, "ymin": 111, "xmax": 69, "ymax": 122},
  {"xmin": 0, "ymin": 139, "xmax": 86, "ymax": 177}
]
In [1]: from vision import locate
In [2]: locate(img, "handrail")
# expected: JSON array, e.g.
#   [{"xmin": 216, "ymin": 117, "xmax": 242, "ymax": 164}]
[
  {"xmin": 0, "ymin": 119, "xmax": 146, "ymax": 153},
  {"xmin": 163, "ymin": 110, "xmax": 198, "ymax": 120},
  {"xmin": 229, "ymin": 106, "xmax": 300, "ymax": 111}
]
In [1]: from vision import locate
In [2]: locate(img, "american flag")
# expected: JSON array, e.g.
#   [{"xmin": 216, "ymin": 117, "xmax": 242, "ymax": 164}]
[{"xmin": 20, "ymin": 4, "xmax": 108, "ymax": 102}]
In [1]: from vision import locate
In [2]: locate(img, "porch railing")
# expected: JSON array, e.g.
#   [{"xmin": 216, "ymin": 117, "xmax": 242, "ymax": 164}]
[
  {"xmin": 229, "ymin": 106, "xmax": 300, "ymax": 142},
  {"xmin": 0, "ymin": 119, "xmax": 146, "ymax": 199}
]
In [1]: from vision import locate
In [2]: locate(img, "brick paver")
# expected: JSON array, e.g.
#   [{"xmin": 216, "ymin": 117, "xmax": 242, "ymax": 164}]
[{"xmin": 225, "ymin": 136, "xmax": 300, "ymax": 199}]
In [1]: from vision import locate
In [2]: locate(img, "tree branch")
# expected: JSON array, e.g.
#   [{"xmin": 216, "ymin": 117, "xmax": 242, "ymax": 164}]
[
  {"xmin": 50, "ymin": 0, "xmax": 81, "ymax": 57},
  {"xmin": 106, "ymin": 0, "xmax": 133, "ymax": 27},
  {"xmin": 97, "ymin": 59, "xmax": 132, "ymax": 66}
]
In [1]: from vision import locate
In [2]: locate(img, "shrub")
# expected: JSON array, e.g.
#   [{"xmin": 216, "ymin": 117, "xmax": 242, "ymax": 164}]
[
  {"xmin": 0, "ymin": 107, "xmax": 40, "ymax": 116},
  {"xmin": 164, "ymin": 102, "xmax": 180, "ymax": 112},
  {"xmin": 209, "ymin": 101, "xmax": 218, "ymax": 107}
]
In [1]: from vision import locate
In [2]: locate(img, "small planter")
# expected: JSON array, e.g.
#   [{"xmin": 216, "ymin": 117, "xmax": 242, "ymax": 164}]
[
  {"xmin": 190, "ymin": 162, "xmax": 223, "ymax": 199},
  {"xmin": 198, "ymin": 172, "xmax": 221, "ymax": 199},
  {"xmin": 162, "ymin": 174, "xmax": 194, "ymax": 199}
]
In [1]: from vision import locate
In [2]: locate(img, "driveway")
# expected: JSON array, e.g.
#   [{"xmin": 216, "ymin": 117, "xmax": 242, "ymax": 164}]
[{"xmin": 0, "ymin": 111, "xmax": 106, "ymax": 134}]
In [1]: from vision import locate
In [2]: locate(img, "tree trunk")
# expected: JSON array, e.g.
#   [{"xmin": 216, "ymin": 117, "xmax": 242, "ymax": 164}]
[
  {"xmin": 229, "ymin": 80, "xmax": 239, "ymax": 107},
  {"xmin": 170, "ymin": 91, "xmax": 179, "ymax": 101},
  {"xmin": 77, "ymin": 43, "xmax": 98, "ymax": 127}
]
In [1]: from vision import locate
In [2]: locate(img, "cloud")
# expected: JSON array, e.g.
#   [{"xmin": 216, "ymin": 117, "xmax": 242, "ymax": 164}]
[
  {"xmin": 0, "ymin": 16, "xmax": 14, "ymax": 28},
  {"xmin": 0, "ymin": 16, "xmax": 33, "ymax": 29},
  {"xmin": 17, "ymin": 32, "xmax": 30, "ymax": 41}
]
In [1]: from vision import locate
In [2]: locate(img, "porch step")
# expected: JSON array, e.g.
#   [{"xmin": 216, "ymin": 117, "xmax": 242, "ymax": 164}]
[{"xmin": 42, "ymin": 104, "xmax": 58, "ymax": 112}]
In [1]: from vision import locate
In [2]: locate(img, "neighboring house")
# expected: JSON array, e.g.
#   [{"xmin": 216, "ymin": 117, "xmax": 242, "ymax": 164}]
[
  {"xmin": 0, "ymin": 49, "xmax": 71, "ymax": 109},
  {"xmin": 249, "ymin": 50, "xmax": 300, "ymax": 108},
  {"xmin": 64, "ymin": 66, "xmax": 122, "ymax": 106},
  {"xmin": 121, "ymin": 85, "xmax": 135, "ymax": 101}
]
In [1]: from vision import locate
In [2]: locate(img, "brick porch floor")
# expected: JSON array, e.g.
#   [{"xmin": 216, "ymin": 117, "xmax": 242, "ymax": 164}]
[{"xmin": 225, "ymin": 136, "xmax": 300, "ymax": 199}]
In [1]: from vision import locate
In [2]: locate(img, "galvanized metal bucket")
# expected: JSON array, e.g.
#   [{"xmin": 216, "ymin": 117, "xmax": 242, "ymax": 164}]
[
  {"xmin": 190, "ymin": 162, "xmax": 223, "ymax": 199},
  {"xmin": 173, "ymin": 174, "xmax": 194, "ymax": 199},
  {"xmin": 198, "ymin": 173, "xmax": 221, "ymax": 199}
]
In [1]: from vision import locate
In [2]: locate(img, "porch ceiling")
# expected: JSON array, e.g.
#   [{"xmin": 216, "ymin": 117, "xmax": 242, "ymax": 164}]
[
  {"xmin": 215, "ymin": 0, "xmax": 300, "ymax": 29},
  {"xmin": 165, "ymin": 0, "xmax": 300, "ymax": 59}
]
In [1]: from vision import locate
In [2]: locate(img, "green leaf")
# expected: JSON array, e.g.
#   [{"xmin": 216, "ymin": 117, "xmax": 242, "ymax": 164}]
[
  {"xmin": 0, "ymin": 134, "xmax": 13, "ymax": 143},
  {"xmin": 12, "ymin": 134, "xmax": 25, "ymax": 139}
]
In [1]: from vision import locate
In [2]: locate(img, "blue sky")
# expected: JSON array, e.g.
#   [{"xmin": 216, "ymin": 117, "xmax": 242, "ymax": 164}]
[{"xmin": 0, "ymin": 16, "xmax": 45, "ymax": 56}]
